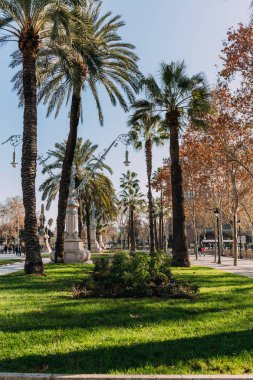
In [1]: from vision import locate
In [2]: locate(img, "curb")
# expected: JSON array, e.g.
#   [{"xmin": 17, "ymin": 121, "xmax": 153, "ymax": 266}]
[{"xmin": 1, "ymin": 375, "xmax": 253, "ymax": 380}]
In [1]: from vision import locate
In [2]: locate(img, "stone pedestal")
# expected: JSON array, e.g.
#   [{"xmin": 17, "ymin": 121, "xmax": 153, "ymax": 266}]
[{"xmin": 64, "ymin": 196, "xmax": 92, "ymax": 264}]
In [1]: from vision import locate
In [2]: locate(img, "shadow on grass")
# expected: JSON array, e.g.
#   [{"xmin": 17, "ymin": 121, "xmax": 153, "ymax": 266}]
[
  {"xmin": 0, "ymin": 329, "xmax": 253, "ymax": 374},
  {"xmin": 1, "ymin": 266, "xmax": 253, "ymax": 333}
]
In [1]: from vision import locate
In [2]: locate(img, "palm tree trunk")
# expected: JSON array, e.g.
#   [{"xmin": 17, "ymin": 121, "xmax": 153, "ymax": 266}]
[
  {"xmin": 167, "ymin": 111, "xmax": 190, "ymax": 267},
  {"xmin": 75, "ymin": 177, "xmax": 83, "ymax": 239},
  {"xmin": 22, "ymin": 47, "xmax": 43, "ymax": 274},
  {"xmin": 145, "ymin": 138, "xmax": 156, "ymax": 256},
  {"xmin": 158, "ymin": 188, "xmax": 163, "ymax": 249},
  {"xmin": 129, "ymin": 206, "xmax": 135, "ymax": 253},
  {"xmin": 154, "ymin": 217, "xmax": 159, "ymax": 250},
  {"xmin": 55, "ymin": 88, "xmax": 82, "ymax": 262}
]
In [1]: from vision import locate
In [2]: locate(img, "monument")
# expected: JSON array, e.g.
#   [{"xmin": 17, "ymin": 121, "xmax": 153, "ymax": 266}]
[
  {"xmin": 39, "ymin": 204, "xmax": 52, "ymax": 255},
  {"xmin": 89, "ymin": 208, "xmax": 103, "ymax": 253},
  {"xmin": 63, "ymin": 174, "xmax": 92, "ymax": 263}
]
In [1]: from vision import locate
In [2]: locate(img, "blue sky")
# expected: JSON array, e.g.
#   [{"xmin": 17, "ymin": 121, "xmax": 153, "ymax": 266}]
[{"xmin": 0, "ymin": 0, "xmax": 251, "ymax": 222}]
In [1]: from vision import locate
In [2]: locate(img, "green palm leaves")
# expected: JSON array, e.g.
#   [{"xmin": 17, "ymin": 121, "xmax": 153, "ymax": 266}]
[
  {"xmin": 38, "ymin": 0, "xmax": 141, "ymax": 125},
  {"xmin": 39, "ymin": 137, "xmax": 113, "ymax": 210},
  {"xmin": 128, "ymin": 61, "xmax": 210, "ymax": 266}
]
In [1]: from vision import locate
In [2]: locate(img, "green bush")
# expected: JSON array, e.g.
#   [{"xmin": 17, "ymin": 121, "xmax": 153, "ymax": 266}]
[{"xmin": 72, "ymin": 252, "xmax": 198, "ymax": 299}]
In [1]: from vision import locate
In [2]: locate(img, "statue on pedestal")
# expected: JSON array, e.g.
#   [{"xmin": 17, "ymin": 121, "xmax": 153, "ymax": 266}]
[
  {"xmin": 39, "ymin": 204, "xmax": 52, "ymax": 255},
  {"xmin": 89, "ymin": 206, "xmax": 103, "ymax": 253},
  {"xmin": 63, "ymin": 170, "xmax": 92, "ymax": 263}
]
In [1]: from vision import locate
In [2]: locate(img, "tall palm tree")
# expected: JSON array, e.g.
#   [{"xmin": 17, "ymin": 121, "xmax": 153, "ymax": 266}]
[
  {"xmin": 119, "ymin": 171, "xmax": 145, "ymax": 253},
  {"xmin": 128, "ymin": 111, "xmax": 168, "ymax": 257},
  {"xmin": 132, "ymin": 62, "xmax": 210, "ymax": 266},
  {"xmin": 0, "ymin": 0, "xmax": 76, "ymax": 274},
  {"xmin": 38, "ymin": 1, "xmax": 140, "ymax": 261}
]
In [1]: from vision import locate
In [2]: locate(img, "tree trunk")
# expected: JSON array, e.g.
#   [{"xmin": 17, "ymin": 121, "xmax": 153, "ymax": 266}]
[
  {"xmin": 213, "ymin": 218, "xmax": 217, "ymax": 263},
  {"xmin": 167, "ymin": 111, "xmax": 190, "ymax": 267},
  {"xmin": 233, "ymin": 212, "xmax": 238, "ymax": 266},
  {"xmin": 75, "ymin": 176, "xmax": 83, "ymax": 239},
  {"xmin": 22, "ymin": 47, "xmax": 43, "ymax": 274},
  {"xmin": 55, "ymin": 89, "xmax": 82, "ymax": 262},
  {"xmin": 154, "ymin": 217, "xmax": 159, "ymax": 250},
  {"xmin": 145, "ymin": 138, "xmax": 156, "ymax": 256},
  {"xmin": 231, "ymin": 169, "xmax": 239, "ymax": 266},
  {"xmin": 129, "ymin": 206, "xmax": 135, "ymax": 253},
  {"xmin": 158, "ymin": 188, "xmax": 163, "ymax": 250},
  {"xmin": 193, "ymin": 227, "xmax": 198, "ymax": 260}
]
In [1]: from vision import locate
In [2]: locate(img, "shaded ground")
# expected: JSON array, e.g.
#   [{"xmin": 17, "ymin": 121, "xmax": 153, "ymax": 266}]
[{"xmin": 0, "ymin": 264, "xmax": 253, "ymax": 374}]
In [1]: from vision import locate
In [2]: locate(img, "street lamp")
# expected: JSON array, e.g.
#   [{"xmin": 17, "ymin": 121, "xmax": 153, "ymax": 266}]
[
  {"xmin": 237, "ymin": 219, "xmax": 243, "ymax": 259},
  {"xmin": 2, "ymin": 135, "xmax": 22, "ymax": 168},
  {"xmin": 214, "ymin": 208, "xmax": 221, "ymax": 264},
  {"xmin": 11, "ymin": 148, "xmax": 18, "ymax": 168},
  {"xmin": 123, "ymin": 146, "xmax": 131, "ymax": 167}
]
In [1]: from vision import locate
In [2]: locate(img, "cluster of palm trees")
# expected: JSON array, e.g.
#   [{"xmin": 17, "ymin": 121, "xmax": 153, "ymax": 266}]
[
  {"xmin": 128, "ymin": 62, "xmax": 210, "ymax": 266},
  {"xmin": 0, "ymin": 0, "xmax": 211, "ymax": 274},
  {"xmin": 0, "ymin": 0, "xmax": 140, "ymax": 273},
  {"xmin": 119, "ymin": 171, "xmax": 145, "ymax": 253}
]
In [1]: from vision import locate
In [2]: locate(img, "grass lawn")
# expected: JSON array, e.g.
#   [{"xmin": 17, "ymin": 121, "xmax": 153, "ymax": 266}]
[{"xmin": 0, "ymin": 264, "xmax": 253, "ymax": 374}]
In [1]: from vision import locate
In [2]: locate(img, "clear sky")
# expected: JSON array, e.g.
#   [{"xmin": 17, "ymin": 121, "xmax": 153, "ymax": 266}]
[{"xmin": 0, "ymin": 0, "xmax": 251, "ymax": 223}]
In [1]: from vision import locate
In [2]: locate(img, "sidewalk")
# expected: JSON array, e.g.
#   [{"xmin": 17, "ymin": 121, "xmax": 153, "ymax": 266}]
[
  {"xmin": 0, "ymin": 256, "xmax": 51, "ymax": 276},
  {"xmin": 191, "ymin": 254, "xmax": 253, "ymax": 278}
]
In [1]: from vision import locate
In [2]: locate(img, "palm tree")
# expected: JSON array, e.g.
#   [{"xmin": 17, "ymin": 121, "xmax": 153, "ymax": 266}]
[
  {"xmin": 132, "ymin": 62, "xmax": 210, "ymax": 266},
  {"xmin": 128, "ymin": 111, "xmax": 167, "ymax": 256},
  {"xmin": 119, "ymin": 171, "xmax": 145, "ymax": 253},
  {"xmin": 37, "ymin": 1, "xmax": 140, "ymax": 261},
  {"xmin": 0, "ymin": 0, "xmax": 76, "ymax": 274},
  {"xmin": 41, "ymin": 138, "xmax": 112, "ymax": 237},
  {"xmin": 81, "ymin": 175, "xmax": 117, "ymax": 250}
]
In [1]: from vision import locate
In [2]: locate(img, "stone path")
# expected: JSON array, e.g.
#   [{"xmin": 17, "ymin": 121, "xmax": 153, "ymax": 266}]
[
  {"xmin": 191, "ymin": 254, "xmax": 253, "ymax": 278},
  {"xmin": 0, "ymin": 255, "xmax": 51, "ymax": 276}
]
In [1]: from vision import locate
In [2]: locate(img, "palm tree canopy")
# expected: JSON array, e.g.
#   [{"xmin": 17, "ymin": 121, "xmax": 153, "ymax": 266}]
[
  {"xmin": 39, "ymin": 137, "xmax": 112, "ymax": 209},
  {"xmin": 131, "ymin": 61, "xmax": 210, "ymax": 129},
  {"xmin": 119, "ymin": 171, "xmax": 145, "ymax": 211},
  {"xmin": 29, "ymin": 0, "xmax": 141, "ymax": 124},
  {"xmin": 0, "ymin": 0, "xmax": 76, "ymax": 49},
  {"xmin": 128, "ymin": 107, "xmax": 168, "ymax": 150}
]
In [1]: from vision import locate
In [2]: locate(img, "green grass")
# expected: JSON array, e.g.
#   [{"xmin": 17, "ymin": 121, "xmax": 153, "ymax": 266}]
[
  {"xmin": 0, "ymin": 264, "xmax": 253, "ymax": 374},
  {"xmin": 0, "ymin": 259, "xmax": 22, "ymax": 266}
]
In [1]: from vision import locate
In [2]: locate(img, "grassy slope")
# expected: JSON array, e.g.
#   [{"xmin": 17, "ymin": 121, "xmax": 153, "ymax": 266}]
[{"xmin": 0, "ymin": 264, "xmax": 253, "ymax": 374}]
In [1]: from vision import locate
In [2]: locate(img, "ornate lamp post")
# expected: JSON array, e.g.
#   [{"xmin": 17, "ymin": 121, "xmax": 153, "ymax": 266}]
[
  {"xmin": 2, "ymin": 135, "xmax": 22, "ymax": 168},
  {"xmin": 3, "ymin": 132, "xmax": 131, "ymax": 262},
  {"xmin": 69, "ymin": 133, "xmax": 131, "ymax": 256}
]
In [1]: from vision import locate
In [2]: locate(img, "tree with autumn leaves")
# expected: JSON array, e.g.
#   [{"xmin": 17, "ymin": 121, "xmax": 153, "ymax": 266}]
[{"xmin": 152, "ymin": 20, "xmax": 252, "ymax": 266}]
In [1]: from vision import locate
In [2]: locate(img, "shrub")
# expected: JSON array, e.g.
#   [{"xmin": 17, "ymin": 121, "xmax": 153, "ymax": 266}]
[{"xmin": 72, "ymin": 252, "xmax": 198, "ymax": 299}]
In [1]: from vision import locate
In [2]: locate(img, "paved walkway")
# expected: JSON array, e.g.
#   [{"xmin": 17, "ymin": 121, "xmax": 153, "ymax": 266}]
[
  {"xmin": 0, "ymin": 255, "xmax": 51, "ymax": 276},
  {"xmin": 191, "ymin": 254, "xmax": 253, "ymax": 278}
]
